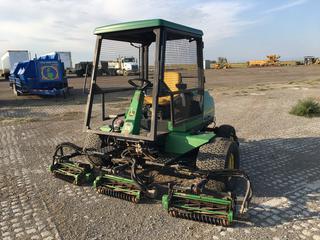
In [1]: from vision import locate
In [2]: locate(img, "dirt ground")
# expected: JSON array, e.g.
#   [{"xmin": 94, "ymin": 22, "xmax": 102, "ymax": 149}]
[{"xmin": 0, "ymin": 66, "xmax": 320, "ymax": 240}]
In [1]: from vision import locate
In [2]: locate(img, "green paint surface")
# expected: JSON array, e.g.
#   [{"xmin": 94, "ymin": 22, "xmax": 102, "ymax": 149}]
[
  {"xmin": 100, "ymin": 125, "xmax": 112, "ymax": 132},
  {"xmin": 94, "ymin": 19, "xmax": 203, "ymax": 36},
  {"xmin": 173, "ymin": 192, "xmax": 231, "ymax": 205},
  {"xmin": 167, "ymin": 116, "xmax": 204, "ymax": 132},
  {"xmin": 162, "ymin": 195, "xmax": 170, "ymax": 210},
  {"xmin": 164, "ymin": 131, "xmax": 215, "ymax": 154},
  {"xmin": 121, "ymin": 90, "xmax": 144, "ymax": 135}
]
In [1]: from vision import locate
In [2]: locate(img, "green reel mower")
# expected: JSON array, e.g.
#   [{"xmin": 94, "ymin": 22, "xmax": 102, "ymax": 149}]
[{"xmin": 49, "ymin": 19, "xmax": 252, "ymax": 226}]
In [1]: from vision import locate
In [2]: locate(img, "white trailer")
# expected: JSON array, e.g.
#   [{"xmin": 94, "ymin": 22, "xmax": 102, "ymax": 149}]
[
  {"xmin": 1, "ymin": 50, "xmax": 29, "ymax": 79},
  {"xmin": 48, "ymin": 51, "xmax": 72, "ymax": 70}
]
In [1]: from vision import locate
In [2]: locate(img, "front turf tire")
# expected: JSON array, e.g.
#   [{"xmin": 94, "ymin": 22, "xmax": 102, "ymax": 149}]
[{"xmin": 196, "ymin": 137, "xmax": 240, "ymax": 192}]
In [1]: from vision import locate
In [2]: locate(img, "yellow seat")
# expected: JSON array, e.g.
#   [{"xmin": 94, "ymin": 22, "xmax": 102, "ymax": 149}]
[{"xmin": 144, "ymin": 72, "xmax": 181, "ymax": 106}]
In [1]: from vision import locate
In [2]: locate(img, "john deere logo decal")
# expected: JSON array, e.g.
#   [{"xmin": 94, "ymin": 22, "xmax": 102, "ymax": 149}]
[{"xmin": 41, "ymin": 65, "xmax": 59, "ymax": 80}]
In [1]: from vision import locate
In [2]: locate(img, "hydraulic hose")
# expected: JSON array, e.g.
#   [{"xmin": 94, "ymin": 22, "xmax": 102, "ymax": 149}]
[{"xmin": 207, "ymin": 169, "xmax": 253, "ymax": 214}]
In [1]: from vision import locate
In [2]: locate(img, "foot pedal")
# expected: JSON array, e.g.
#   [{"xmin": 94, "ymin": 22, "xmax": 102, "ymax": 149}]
[
  {"xmin": 93, "ymin": 174, "xmax": 141, "ymax": 203},
  {"xmin": 162, "ymin": 190, "xmax": 234, "ymax": 226},
  {"xmin": 49, "ymin": 162, "xmax": 93, "ymax": 185}
]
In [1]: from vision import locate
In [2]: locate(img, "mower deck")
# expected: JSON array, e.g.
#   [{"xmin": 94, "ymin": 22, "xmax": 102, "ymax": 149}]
[
  {"xmin": 49, "ymin": 162, "xmax": 92, "ymax": 185},
  {"xmin": 49, "ymin": 143, "xmax": 251, "ymax": 226},
  {"xmin": 163, "ymin": 191, "xmax": 234, "ymax": 226},
  {"xmin": 94, "ymin": 174, "xmax": 141, "ymax": 203}
]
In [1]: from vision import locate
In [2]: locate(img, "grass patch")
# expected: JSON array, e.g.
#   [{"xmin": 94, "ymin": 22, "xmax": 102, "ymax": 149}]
[{"xmin": 290, "ymin": 98, "xmax": 320, "ymax": 117}]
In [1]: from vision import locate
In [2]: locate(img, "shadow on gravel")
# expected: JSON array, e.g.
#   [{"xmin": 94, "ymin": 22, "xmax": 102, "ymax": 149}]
[
  {"xmin": 0, "ymin": 88, "xmax": 132, "ymax": 108},
  {"xmin": 0, "ymin": 107, "xmax": 48, "ymax": 119},
  {"xmin": 236, "ymin": 137, "xmax": 320, "ymax": 228}
]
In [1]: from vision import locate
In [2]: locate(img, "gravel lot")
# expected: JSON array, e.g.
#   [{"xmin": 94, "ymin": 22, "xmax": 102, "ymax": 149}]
[{"xmin": 1, "ymin": 66, "xmax": 320, "ymax": 240}]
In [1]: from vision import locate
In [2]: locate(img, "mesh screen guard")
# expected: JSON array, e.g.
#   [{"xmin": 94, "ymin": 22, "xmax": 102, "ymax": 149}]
[
  {"xmin": 163, "ymin": 37, "xmax": 203, "ymax": 124},
  {"xmin": 86, "ymin": 30, "xmax": 203, "ymax": 137}
]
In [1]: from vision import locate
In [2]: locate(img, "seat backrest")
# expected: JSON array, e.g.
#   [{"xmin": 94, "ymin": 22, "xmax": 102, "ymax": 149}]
[{"xmin": 164, "ymin": 72, "xmax": 181, "ymax": 92}]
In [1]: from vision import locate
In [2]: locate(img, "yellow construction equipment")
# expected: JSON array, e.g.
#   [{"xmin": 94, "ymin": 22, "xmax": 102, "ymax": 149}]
[
  {"xmin": 266, "ymin": 54, "xmax": 281, "ymax": 65},
  {"xmin": 248, "ymin": 54, "xmax": 281, "ymax": 67},
  {"xmin": 212, "ymin": 57, "xmax": 231, "ymax": 69}
]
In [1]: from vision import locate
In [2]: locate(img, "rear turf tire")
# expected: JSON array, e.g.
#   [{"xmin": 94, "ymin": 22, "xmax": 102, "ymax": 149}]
[
  {"xmin": 196, "ymin": 137, "xmax": 240, "ymax": 192},
  {"xmin": 214, "ymin": 125, "xmax": 239, "ymax": 147}
]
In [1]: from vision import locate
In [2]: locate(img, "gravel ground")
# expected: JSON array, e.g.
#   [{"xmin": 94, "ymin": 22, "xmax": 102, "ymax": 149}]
[{"xmin": 0, "ymin": 66, "xmax": 320, "ymax": 240}]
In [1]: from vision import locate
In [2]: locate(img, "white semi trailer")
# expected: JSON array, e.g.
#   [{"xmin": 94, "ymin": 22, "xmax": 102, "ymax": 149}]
[
  {"xmin": 47, "ymin": 51, "xmax": 72, "ymax": 70},
  {"xmin": 1, "ymin": 50, "xmax": 29, "ymax": 79}
]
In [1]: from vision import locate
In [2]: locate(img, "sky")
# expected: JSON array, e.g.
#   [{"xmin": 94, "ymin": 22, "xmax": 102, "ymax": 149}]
[{"xmin": 0, "ymin": 0, "xmax": 319, "ymax": 64}]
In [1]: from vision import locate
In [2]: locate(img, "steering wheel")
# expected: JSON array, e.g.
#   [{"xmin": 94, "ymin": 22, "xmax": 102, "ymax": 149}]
[{"xmin": 128, "ymin": 78, "xmax": 152, "ymax": 91}]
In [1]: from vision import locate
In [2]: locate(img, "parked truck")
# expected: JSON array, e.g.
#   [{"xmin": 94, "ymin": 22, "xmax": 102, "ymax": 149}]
[
  {"xmin": 107, "ymin": 57, "xmax": 139, "ymax": 76},
  {"xmin": 1, "ymin": 50, "xmax": 29, "ymax": 80},
  {"xmin": 75, "ymin": 62, "xmax": 93, "ymax": 77},
  {"xmin": 74, "ymin": 57, "xmax": 139, "ymax": 77},
  {"xmin": 74, "ymin": 61, "xmax": 113, "ymax": 77},
  {"xmin": 304, "ymin": 56, "xmax": 320, "ymax": 65}
]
